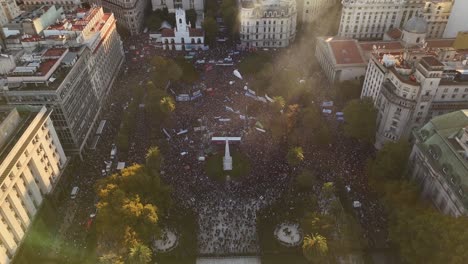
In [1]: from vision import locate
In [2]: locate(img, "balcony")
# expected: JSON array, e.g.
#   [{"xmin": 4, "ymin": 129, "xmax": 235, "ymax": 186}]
[{"xmin": 381, "ymin": 81, "xmax": 417, "ymax": 110}]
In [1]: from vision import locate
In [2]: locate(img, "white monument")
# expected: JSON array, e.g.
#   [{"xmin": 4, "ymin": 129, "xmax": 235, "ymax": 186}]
[{"xmin": 223, "ymin": 139, "xmax": 233, "ymax": 171}]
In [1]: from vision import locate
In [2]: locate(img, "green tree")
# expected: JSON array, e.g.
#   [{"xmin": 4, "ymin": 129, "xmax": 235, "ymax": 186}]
[
  {"xmin": 287, "ymin": 146, "xmax": 304, "ymax": 166},
  {"xmin": 95, "ymin": 163, "xmax": 172, "ymax": 257},
  {"xmin": 160, "ymin": 96, "xmax": 175, "ymax": 113},
  {"xmin": 296, "ymin": 169, "xmax": 317, "ymax": 190},
  {"xmin": 302, "ymin": 234, "xmax": 329, "ymax": 263},
  {"xmin": 146, "ymin": 146, "xmax": 162, "ymax": 174},
  {"xmin": 150, "ymin": 56, "xmax": 182, "ymax": 86},
  {"xmin": 185, "ymin": 9, "xmax": 197, "ymax": 28},
  {"xmin": 342, "ymin": 98, "xmax": 377, "ymax": 143},
  {"xmin": 99, "ymin": 253, "xmax": 124, "ymax": 264},
  {"xmin": 220, "ymin": 0, "xmax": 239, "ymax": 36},
  {"xmin": 367, "ymin": 140, "xmax": 411, "ymax": 181},
  {"xmin": 202, "ymin": 16, "xmax": 219, "ymax": 44},
  {"xmin": 321, "ymin": 182, "xmax": 335, "ymax": 199},
  {"xmin": 272, "ymin": 96, "xmax": 286, "ymax": 111},
  {"xmin": 127, "ymin": 242, "xmax": 152, "ymax": 264},
  {"xmin": 302, "ymin": 212, "xmax": 334, "ymax": 237},
  {"xmin": 334, "ymin": 80, "xmax": 363, "ymax": 106},
  {"xmin": 174, "ymin": 56, "xmax": 200, "ymax": 83},
  {"xmin": 146, "ymin": 14, "xmax": 162, "ymax": 31}
]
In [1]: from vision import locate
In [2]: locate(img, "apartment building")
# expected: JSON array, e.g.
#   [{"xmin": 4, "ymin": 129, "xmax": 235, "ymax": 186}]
[
  {"xmin": 151, "ymin": 0, "xmax": 204, "ymax": 13},
  {"xmin": 20, "ymin": 0, "xmax": 82, "ymax": 12},
  {"xmin": 301, "ymin": 0, "xmax": 338, "ymax": 23},
  {"xmin": 443, "ymin": 0, "xmax": 468, "ymax": 38},
  {"xmin": 361, "ymin": 43, "xmax": 468, "ymax": 148},
  {"xmin": 240, "ymin": 0, "xmax": 297, "ymax": 48},
  {"xmin": 0, "ymin": 106, "xmax": 67, "ymax": 263},
  {"xmin": 0, "ymin": 7, "xmax": 124, "ymax": 155},
  {"xmin": 92, "ymin": 0, "xmax": 146, "ymax": 35},
  {"xmin": 338, "ymin": 0, "xmax": 453, "ymax": 40}
]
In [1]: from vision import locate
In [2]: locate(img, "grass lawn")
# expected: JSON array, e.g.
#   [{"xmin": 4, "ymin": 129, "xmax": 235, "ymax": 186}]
[{"xmin": 205, "ymin": 151, "xmax": 251, "ymax": 182}]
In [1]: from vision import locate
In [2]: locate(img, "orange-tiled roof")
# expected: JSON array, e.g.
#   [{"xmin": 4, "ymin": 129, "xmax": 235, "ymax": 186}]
[
  {"xmin": 161, "ymin": 28, "xmax": 175, "ymax": 37},
  {"xmin": 37, "ymin": 60, "xmax": 57, "ymax": 76},
  {"xmin": 386, "ymin": 28, "xmax": 402, "ymax": 40},
  {"xmin": 189, "ymin": 28, "xmax": 204, "ymax": 37},
  {"xmin": 426, "ymin": 39, "xmax": 455, "ymax": 49},
  {"xmin": 328, "ymin": 39, "xmax": 365, "ymax": 65},
  {"xmin": 43, "ymin": 48, "xmax": 67, "ymax": 57}
]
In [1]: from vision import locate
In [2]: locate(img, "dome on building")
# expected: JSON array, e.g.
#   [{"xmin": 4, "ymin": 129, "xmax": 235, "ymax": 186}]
[{"xmin": 403, "ymin": 15, "xmax": 428, "ymax": 34}]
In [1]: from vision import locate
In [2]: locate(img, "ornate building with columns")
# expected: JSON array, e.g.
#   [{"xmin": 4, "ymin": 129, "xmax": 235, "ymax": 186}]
[
  {"xmin": 239, "ymin": 0, "xmax": 297, "ymax": 48},
  {"xmin": 409, "ymin": 110, "xmax": 468, "ymax": 217},
  {"xmin": 0, "ymin": 106, "xmax": 67, "ymax": 263},
  {"xmin": 338, "ymin": 0, "xmax": 453, "ymax": 40}
]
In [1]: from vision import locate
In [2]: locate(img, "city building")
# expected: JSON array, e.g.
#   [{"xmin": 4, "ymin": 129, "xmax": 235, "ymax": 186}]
[
  {"xmin": 2, "ymin": 5, "xmax": 64, "ymax": 38},
  {"xmin": 315, "ymin": 37, "xmax": 367, "ymax": 83},
  {"xmin": 338, "ymin": 0, "xmax": 453, "ymax": 40},
  {"xmin": 0, "ymin": 7, "xmax": 124, "ymax": 155},
  {"xmin": 301, "ymin": 0, "xmax": 338, "ymax": 23},
  {"xmin": 20, "ymin": 0, "xmax": 82, "ymax": 12},
  {"xmin": 443, "ymin": 0, "xmax": 468, "ymax": 38},
  {"xmin": 409, "ymin": 110, "xmax": 468, "ymax": 217},
  {"xmin": 421, "ymin": 0, "xmax": 452, "ymax": 39},
  {"xmin": 317, "ymin": 15, "xmax": 461, "ymax": 84},
  {"xmin": 239, "ymin": 0, "xmax": 297, "ymax": 48},
  {"xmin": 161, "ymin": 9, "xmax": 204, "ymax": 51},
  {"xmin": 91, "ymin": 0, "xmax": 146, "ymax": 35},
  {"xmin": 0, "ymin": 105, "xmax": 67, "ymax": 263},
  {"xmin": 359, "ymin": 26, "xmax": 468, "ymax": 149},
  {"xmin": 0, "ymin": 0, "xmax": 21, "ymax": 27},
  {"xmin": 0, "ymin": 0, "xmax": 22, "ymax": 48},
  {"xmin": 151, "ymin": 0, "xmax": 204, "ymax": 13}
]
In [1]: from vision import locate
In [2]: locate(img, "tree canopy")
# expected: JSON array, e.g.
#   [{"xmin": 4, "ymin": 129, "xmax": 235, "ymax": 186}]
[
  {"xmin": 202, "ymin": 16, "xmax": 218, "ymax": 45},
  {"xmin": 287, "ymin": 146, "xmax": 304, "ymax": 166},
  {"xmin": 342, "ymin": 98, "xmax": 377, "ymax": 143},
  {"xmin": 366, "ymin": 140, "xmax": 411, "ymax": 181},
  {"xmin": 95, "ymin": 151, "xmax": 172, "ymax": 260}
]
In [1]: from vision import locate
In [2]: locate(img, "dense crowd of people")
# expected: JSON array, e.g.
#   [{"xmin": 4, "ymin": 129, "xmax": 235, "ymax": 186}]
[{"xmin": 54, "ymin": 31, "xmax": 389, "ymax": 260}]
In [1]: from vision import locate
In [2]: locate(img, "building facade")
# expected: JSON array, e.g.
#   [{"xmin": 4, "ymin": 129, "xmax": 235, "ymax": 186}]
[
  {"xmin": 20, "ymin": 0, "xmax": 82, "ymax": 12},
  {"xmin": 443, "ymin": 0, "xmax": 468, "ymax": 38},
  {"xmin": 409, "ymin": 110, "xmax": 468, "ymax": 217},
  {"xmin": 161, "ymin": 9, "xmax": 204, "ymax": 51},
  {"xmin": 0, "ymin": 106, "xmax": 67, "ymax": 263},
  {"xmin": 240, "ymin": 0, "xmax": 297, "ymax": 48},
  {"xmin": 361, "ymin": 47, "xmax": 468, "ymax": 149},
  {"xmin": 151, "ymin": 0, "xmax": 204, "ymax": 13},
  {"xmin": 0, "ymin": 7, "xmax": 124, "ymax": 155},
  {"xmin": 92, "ymin": 0, "xmax": 146, "ymax": 35},
  {"xmin": 0, "ymin": 0, "xmax": 21, "ymax": 27},
  {"xmin": 301, "ymin": 0, "xmax": 338, "ymax": 23},
  {"xmin": 338, "ymin": 0, "xmax": 453, "ymax": 40},
  {"xmin": 2, "ymin": 5, "xmax": 64, "ymax": 38},
  {"xmin": 315, "ymin": 37, "xmax": 367, "ymax": 83},
  {"xmin": 421, "ymin": 0, "xmax": 452, "ymax": 39}
]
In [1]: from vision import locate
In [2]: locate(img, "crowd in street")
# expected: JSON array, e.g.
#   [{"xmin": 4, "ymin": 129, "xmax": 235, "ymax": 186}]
[{"xmin": 54, "ymin": 31, "xmax": 389, "ymax": 260}]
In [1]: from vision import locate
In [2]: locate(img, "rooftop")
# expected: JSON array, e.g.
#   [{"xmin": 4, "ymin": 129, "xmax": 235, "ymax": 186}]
[
  {"xmin": 326, "ymin": 38, "xmax": 366, "ymax": 65},
  {"xmin": 386, "ymin": 28, "xmax": 402, "ymax": 40},
  {"xmin": 421, "ymin": 56, "xmax": 445, "ymax": 67}
]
